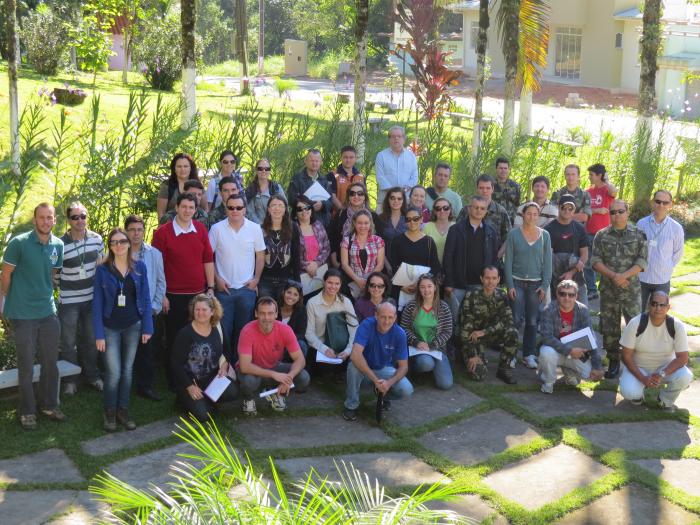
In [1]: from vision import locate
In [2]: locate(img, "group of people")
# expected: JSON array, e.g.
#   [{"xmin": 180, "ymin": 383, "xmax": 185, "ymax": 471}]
[{"xmin": 0, "ymin": 125, "xmax": 693, "ymax": 431}]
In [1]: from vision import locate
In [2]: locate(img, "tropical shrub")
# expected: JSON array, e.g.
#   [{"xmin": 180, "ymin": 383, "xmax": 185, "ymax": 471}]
[{"xmin": 19, "ymin": 5, "xmax": 68, "ymax": 75}]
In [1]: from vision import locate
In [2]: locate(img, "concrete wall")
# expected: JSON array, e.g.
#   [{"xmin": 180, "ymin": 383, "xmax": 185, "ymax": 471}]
[
  {"xmin": 619, "ymin": 21, "xmax": 641, "ymax": 93},
  {"xmin": 108, "ymin": 34, "xmax": 130, "ymax": 71}
]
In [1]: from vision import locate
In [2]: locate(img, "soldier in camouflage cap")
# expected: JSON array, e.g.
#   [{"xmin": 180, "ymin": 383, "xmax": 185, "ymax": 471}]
[
  {"xmin": 591, "ymin": 199, "xmax": 648, "ymax": 379},
  {"xmin": 459, "ymin": 266, "xmax": 518, "ymax": 384},
  {"xmin": 492, "ymin": 157, "xmax": 521, "ymax": 225}
]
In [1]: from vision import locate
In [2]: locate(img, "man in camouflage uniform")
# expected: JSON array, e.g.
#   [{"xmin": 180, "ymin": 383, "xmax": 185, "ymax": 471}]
[
  {"xmin": 206, "ymin": 176, "xmax": 240, "ymax": 229},
  {"xmin": 492, "ymin": 157, "xmax": 521, "ymax": 225},
  {"xmin": 459, "ymin": 266, "xmax": 518, "ymax": 384},
  {"xmin": 457, "ymin": 174, "xmax": 511, "ymax": 257},
  {"xmin": 551, "ymin": 164, "xmax": 592, "ymax": 226},
  {"xmin": 159, "ymin": 180, "xmax": 209, "ymax": 226},
  {"xmin": 591, "ymin": 199, "xmax": 648, "ymax": 379}
]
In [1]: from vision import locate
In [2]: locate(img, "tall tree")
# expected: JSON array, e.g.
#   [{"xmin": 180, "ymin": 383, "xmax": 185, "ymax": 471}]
[
  {"xmin": 352, "ymin": 0, "xmax": 369, "ymax": 164},
  {"xmin": 257, "ymin": 0, "xmax": 264, "ymax": 75},
  {"xmin": 235, "ymin": 0, "xmax": 250, "ymax": 94},
  {"xmin": 638, "ymin": 0, "xmax": 662, "ymax": 128},
  {"xmin": 6, "ymin": 0, "xmax": 19, "ymax": 176},
  {"xmin": 496, "ymin": 0, "xmax": 520, "ymax": 155},
  {"xmin": 181, "ymin": 0, "xmax": 197, "ymax": 128},
  {"xmin": 471, "ymin": 0, "xmax": 489, "ymax": 155}
]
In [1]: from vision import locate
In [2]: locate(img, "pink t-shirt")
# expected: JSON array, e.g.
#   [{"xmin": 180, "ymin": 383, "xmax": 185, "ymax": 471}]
[
  {"xmin": 304, "ymin": 234, "xmax": 320, "ymax": 262},
  {"xmin": 586, "ymin": 186, "xmax": 614, "ymax": 234},
  {"xmin": 237, "ymin": 320, "xmax": 301, "ymax": 369}
]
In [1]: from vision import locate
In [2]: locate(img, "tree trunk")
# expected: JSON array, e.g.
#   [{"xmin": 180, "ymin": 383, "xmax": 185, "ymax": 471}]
[
  {"xmin": 471, "ymin": 0, "xmax": 489, "ymax": 156},
  {"xmin": 6, "ymin": 0, "xmax": 20, "ymax": 176},
  {"xmin": 500, "ymin": 0, "xmax": 520, "ymax": 156},
  {"xmin": 181, "ymin": 0, "xmax": 197, "ymax": 129},
  {"xmin": 352, "ymin": 0, "xmax": 369, "ymax": 165},
  {"xmin": 121, "ymin": 29, "xmax": 129, "ymax": 84},
  {"xmin": 235, "ymin": 0, "xmax": 250, "ymax": 94},
  {"xmin": 638, "ymin": 0, "xmax": 662, "ymax": 121},
  {"xmin": 257, "ymin": 0, "xmax": 264, "ymax": 75},
  {"xmin": 517, "ymin": 86, "xmax": 532, "ymax": 135}
]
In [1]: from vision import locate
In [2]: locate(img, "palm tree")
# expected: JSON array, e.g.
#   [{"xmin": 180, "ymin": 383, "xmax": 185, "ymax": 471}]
[
  {"xmin": 352, "ymin": 0, "xmax": 369, "ymax": 164},
  {"xmin": 6, "ymin": 0, "xmax": 20, "ymax": 176},
  {"xmin": 496, "ymin": 0, "xmax": 520, "ymax": 155},
  {"xmin": 181, "ymin": 0, "xmax": 197, "ymax": 129},
  {"xmin": 471, "ymin": 0, "xmax": 489, "ymax": 155}
]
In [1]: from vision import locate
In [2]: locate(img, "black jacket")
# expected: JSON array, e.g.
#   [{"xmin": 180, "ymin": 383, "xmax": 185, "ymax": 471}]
[{"xmin": 443, "ymin": 219, "xmax": 500, "ymax": 288}]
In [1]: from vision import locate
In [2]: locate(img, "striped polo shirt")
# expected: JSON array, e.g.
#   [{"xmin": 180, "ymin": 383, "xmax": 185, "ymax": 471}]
[{"xmin": 58, "ymin": 230, "xmax": 104, "ymax": 304}]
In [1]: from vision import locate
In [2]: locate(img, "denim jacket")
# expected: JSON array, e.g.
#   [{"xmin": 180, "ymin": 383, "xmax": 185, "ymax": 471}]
[
  {"xmin": 92, "ymin": 260, "xmax": 154, "ymax": 339},
  {"xmin": 540, "ymin": 300, "xmax": 602, "ymax": 369}
]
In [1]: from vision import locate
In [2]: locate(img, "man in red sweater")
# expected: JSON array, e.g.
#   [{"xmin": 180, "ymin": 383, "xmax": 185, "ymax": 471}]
[{"xmin": 152, "ymin": 193, "xmax": 215, "ymax": 384}]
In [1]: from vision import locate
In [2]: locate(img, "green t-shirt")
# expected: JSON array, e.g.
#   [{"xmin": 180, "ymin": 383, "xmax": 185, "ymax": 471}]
[
  {"xmin": 3, "ymin": 230, "xmax": 64, "ymax": 319},
  {"xmin": 414, "ymin": 306, "xmax": 438, "ymax": 346}
]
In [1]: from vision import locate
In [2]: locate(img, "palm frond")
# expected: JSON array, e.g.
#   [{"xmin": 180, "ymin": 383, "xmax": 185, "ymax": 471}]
[{"xmin": 518, "ymin": 0, "xmax": 551, "ymax": 91}]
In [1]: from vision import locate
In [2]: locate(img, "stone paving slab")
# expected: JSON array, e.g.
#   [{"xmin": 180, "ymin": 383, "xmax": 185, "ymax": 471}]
[
  {"xmin": 385, "ymin": 385, "xmax": 482, "ymax": 428},
  {"xmin": 105, "ymin": 442, "xmax": 198, "ymax": 491},
  {"xmin": 688, "ymin": 335, "xmax": 700, "ymax": 352},
  {"xmin": 674, "ymin": 271, "xmax": 700, "ymax": 283},
  {"xmin": 0, "ymin": 490, "xmax": 77, "ymax": 525},
  {"xmin": 426, "ymin": 494, "xmax": 508, "ymax": 525},
  {"xmin": 481, "ymin": 350, "xmax": 551, "ymax": 386},
  {"xmin": 633, "ymin": 458, "xmax": 700, "ymax": 497},
  {"xmin": 0, "ymin": 449, "xmax": 84, "ymax": 484},
  {"xmin": 285, "ymin": 387, "xmax": 341, "ymax": 410},
  {"xmin": 483, "ymin": 444, "xmax": 612, "ymax": 511},
  {"xmin": 277, "ymin": 452, "xmax": 445, "ymax": 487},
  {"xmin": 418, "ymin": 409, "xmax": 541, "ymax": 465},
  {"xmin": 670, "ymin": 293, "xmax": 700, "ymax": 319},
  {"xmin": 556, "ymin": 483, "xmax": 700, "ymax": 524},
  {"xmin": 505, "ymin": 389, "xmax": 634, "ymax": 418},
  {"xmin": 48, "ymin": 491, "xmax": 108, "ymax": 524},
  {"xmin": 80, "ymin": 417, "xmax": 179, "ymax": 456},
  {"xmin": 577, "ymin": 420, "xmax": 699, "ymax": 451},
  {"xmin": 675, "ymin": 380, "xmax": 700, "ymax": 417},
  {"xmin": 235, "ymin": 415, "xmax": 390, "ymax": 449}
]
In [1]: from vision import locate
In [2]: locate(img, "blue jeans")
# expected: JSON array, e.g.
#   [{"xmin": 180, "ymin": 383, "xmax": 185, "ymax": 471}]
[
  {"xmin": 103, "ymin": 321, "xmax": 141, "ymax": 410},
  {"xmin": 584, "ymin": 233, "xmax": 597, "ymax": 295},
  {"xmin": 344, "ymin": 362, "xmax": 413, "ymax": 410},
  {"xmin": 216, "ymin": 287, "xmax": 256, "ymax": 350},
  {"xmin": 410, "ymin": 353, "xmax": 453, "ymax": 389},
  {"xmin": 512, "ymin": 279, "xmax": 542, "ymax": 357},
  {"xmin": 59, "ymin": 300, "xmax": 99, "ymax": 384}
]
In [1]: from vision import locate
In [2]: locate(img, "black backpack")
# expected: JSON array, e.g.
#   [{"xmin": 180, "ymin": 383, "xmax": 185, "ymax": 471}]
[{"xmin": 635, "ymin": 313, "xmax": 676, "ymax": 339}]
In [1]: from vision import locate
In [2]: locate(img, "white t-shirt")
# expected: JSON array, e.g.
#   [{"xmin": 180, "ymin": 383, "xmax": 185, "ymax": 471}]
[
  {"xmin": 620, "ymin": 314, "xmax": 688, "ymax": 370},
  {"xmin": 209, "ymin": 218, "xmax": 265, "ymax": 289}
]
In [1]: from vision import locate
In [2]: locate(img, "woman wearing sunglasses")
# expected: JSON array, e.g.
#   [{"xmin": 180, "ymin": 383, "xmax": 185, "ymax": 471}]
[
  {"xmin": 354, "ymin": 271, "xmax": 392, "ymax": 322},
  {"xmin": 259, "ymin": 196, "xmax": 300, "ymax": 300},
  {"xmin": 422, "ymin": 197, "xmax": 455, "ymax": 265},
  {"xmin": 93, "ymin": 228, "xmax": 153, "ymax": 432},
  {"xmin": 292, "ymin": 196, "xmax": 331, "ymax": 286},
  {"xmin": 378, "ymin": 187, "xmax": 407, "ymax": 271},
  {"xmin": 340, "ymin": 209, "xmax": 386, "ymax": 299},
  {"xmin": 245, "ymin": 158, "xmax": 286, "ymax": 224},
  {"xmin": 329, "ymin": 182, "xmax": 382, "ymax": 268},
  {"xmin": 399, "ymin": 273, "xmax": 453, "ymax": 389}
]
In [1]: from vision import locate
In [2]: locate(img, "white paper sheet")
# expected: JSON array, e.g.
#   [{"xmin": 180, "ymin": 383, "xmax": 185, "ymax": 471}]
[
  {"xmin": 391, "ymin": 263, "xmax": 431, "ymax": 287},
  {"xmin": 204, "ymin": 376, "xmax": 231, "ymax": 402},
  {"xmin": 259, "ymin": 383, "xmax": 295, "ymax": 398},
  {"xmin": 316, "ymin": 351, "xmax": 344, "ymax": 365},
  {"xmin": 408, "ymin": 346, "xmax": 443, "ymax": 361},
  {"xmin": 304, "ymin": 181, "xmax": 331, "ymax": 202},
  {"xmin": 560, "ymin": 327, "xmax": 597, "ymax": 350},
  {"xmin": 300, "ymin": 263, "xmax": 328, "ymax": 295}
]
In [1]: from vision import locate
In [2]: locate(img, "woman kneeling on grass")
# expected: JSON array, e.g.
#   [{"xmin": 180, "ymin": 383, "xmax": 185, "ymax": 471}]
[
  {"xmin": 171, "ymin": 294, "xmax": 238, "ymax": 423},
  {"xmin": 93, "ymin": 228, "xmax": 153, "ymax": 432}
]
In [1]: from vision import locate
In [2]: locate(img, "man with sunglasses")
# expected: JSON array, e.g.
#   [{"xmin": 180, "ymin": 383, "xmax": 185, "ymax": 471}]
[
  {"xmin": 538, "ymin": 280, "xmax": 604, "ymax": 394},
  {"xmin": 287, "ymin": 149, "xmax": 335, "ymax": 227},
  {"xmin": 619, "ymin": 291, "xmax": 692, "ymax": 412},
  {"xmin": 206, "ymin": 176, "xmax": 240, "ymax": 229},
  {"xmin": 591, "ymin": 200, "xmax": 648, "ymax": 379},
  {"xmin": 57, "ymin": 202, "xmax": 105, "ymax": 395},
  {"xmin": 206, "ymin": 151, "xmax": 243, "ymax": 212},
  {"xmin": 636, "ymin": 190, "xmax": 684, "ymax": 310}
]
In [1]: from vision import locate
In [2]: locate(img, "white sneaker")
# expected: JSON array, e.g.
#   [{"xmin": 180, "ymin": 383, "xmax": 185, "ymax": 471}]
[
  {"xmin": 541, "ymin": 382, "xmax": 554, "ymax": 394},
  {"xmin": 522, "ymin": 355, "xmax": 538, "ymax": 369},
  {"xmin": 63, "ymin": 383, "xmax": 77, "ymax": 395},
  {"xmin": 266, "ymin": 393, "xmax": 287, "ymax": 412},
  {"xmin": 242, "ymin": 399, "xmax": 257, "ymax": 416},
  {"xmin": 508, "ymin": 357, "xmax": 517, "ymax": 369},
  {"xmin": 91, "ymin": 379, "xmax": 104, "ymax": 392}
]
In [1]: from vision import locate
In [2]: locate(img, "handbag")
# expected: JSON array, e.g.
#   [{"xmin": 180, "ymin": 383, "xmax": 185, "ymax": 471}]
[{"xmin": 324, "ymin": 311, "xmax": 356, "ymax": 353}]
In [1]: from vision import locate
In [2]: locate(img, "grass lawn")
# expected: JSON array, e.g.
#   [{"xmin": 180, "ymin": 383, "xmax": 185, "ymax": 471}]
[{"xmin": 674, "ymin": 236, "xmax": 700, "ymax": 278}]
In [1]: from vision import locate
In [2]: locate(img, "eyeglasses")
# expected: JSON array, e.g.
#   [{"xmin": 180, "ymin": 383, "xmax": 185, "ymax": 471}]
[
  {"xmin": 256, "ymin": 166, "xmax": 272, "ymax": 171},
  {"xmin": 348, "ymin": 190, "xmax": 365, "ymax": 197},
  {"xmin": 609, "ymin": 209, "xmax": 627, "ymax": 216},
  {"xmin": 406, "ymin": 216, "xmax": 422, "ymax": 223},
  {"xmin": 434, "ymin": 205, "xmax": 451, "ymax": 212},
  {"xmin": 221, "ymin": 159, "xmax": 236, "ymax": 165},
  {"xmin": 296, "ymin": 206, "xmax": 312, "ymax": 212},
  {"xmin": 557, "ymin": 291, "xmax": 577, "ymax": 298},
  {"xmin": 650, "ymin": 301, "xmax": 669, "ymax": 308},
  {"xmin": 227, "ymin": 205, "xmax": 246, "ymax": 211},
  {"xmin": 389, "ymin": 196, "xmax": 403, "ymax": 201},
  {"xmin": 109, "ymin": 239, "xmax": 129, "ymax": 246},
  {"xmin": 368, "ymin": 283, "xmax": 386, "ymax": 289},
  {"xmin": 70, "ymin": 214, "xmax": 87, "ymax": 221},
  {"xmin": 654, "ymin": 199, "xmax": 671, "ymax": 206}
]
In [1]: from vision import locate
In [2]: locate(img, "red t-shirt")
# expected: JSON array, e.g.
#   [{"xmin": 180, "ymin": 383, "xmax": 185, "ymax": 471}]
[
  {"xmin": 237, "ymin": 320, "xmax": 301, "ymax": 369},
  {"xmin": 559, "ymin": 308, "xmax": 575, "ymax": 338},
  {"xmin": 586, "ymin": 186, "xmax": 614, "ymax": 234}
]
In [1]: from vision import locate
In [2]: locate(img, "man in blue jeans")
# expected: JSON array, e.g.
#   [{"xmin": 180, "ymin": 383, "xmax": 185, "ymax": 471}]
[{"xmin": 343, "ymin": 302, "xmax": 413, "ymax": 421}]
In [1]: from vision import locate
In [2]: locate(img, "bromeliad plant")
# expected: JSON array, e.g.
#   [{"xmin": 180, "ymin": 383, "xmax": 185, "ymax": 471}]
[{"xmin": 90, "ymin": 417, "xmax": 474, "ymax": 524}]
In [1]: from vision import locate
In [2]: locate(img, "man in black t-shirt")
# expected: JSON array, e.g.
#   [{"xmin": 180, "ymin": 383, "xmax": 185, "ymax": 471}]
[{"xmin": 545, "ymin": 194, "xmax": 589, "ymax": 305}]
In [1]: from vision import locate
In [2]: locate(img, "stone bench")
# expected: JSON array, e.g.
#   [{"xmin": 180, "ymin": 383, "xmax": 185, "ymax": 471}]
[
  {"xmin": 367, "ymin": 116, "xmax": 386, "ymax": 133},
  {"xmin": 368, "ymin": 100, "xmax": 398, "ymax": 114},
  {"xmin": 0, "ymin": 360, "xmax": 81, "ymax": 390},
  {"xmin": 446, "ymin": 112, "xmax": 495, "ymax": 130},
  {"xmin": 525, "ymin": 133, "xmax": 583, "ymax": 151}
]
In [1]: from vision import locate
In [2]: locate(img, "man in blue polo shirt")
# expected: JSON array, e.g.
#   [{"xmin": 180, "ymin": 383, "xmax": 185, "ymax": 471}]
[
  {"xmin": 343, "ymin": 301, "xmax": 413, "ymax": 421},
  {"xmin": 1, "ymin": 203, "xmax": 65, "ymax": 430}
]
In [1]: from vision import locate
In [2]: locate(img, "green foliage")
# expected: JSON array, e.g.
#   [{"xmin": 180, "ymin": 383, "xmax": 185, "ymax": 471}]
[
  {"xmin": 273, "ymin": 77, "xmax": 298, "ymax": 97},
  {"xmin": 196, "ymin": 0, "xmax": 235, "ymax": 64},
  {"xmin": 18, "ymin": 5, "xmax": 69, "ymax": 75},
  {"xmin": 131, "ymin": 11, "xmax": 183, "ymax": 91},
  {"xmin": 67, "ymin": 1, "xmax": 115, "ymax": 84}
]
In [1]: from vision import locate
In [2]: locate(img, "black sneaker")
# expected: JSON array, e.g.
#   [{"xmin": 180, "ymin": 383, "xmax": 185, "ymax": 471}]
[
  {"xmin": 342, "ymin": 408, "xmax": 358, "ymax": 421},
  {"xmin": 496, "ymin": 366, "xmax": 517, "ymax": 385}
]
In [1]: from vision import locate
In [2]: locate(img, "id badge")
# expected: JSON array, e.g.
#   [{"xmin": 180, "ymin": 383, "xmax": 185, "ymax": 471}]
[
  {"xmin": 649, "ymin": 239, "xmax": 657, "ymax": 247},
  {"xmin": 79, "ymin": 267, "xmax": 87, "ymax": 279},
  {"xmin": 118, "ymin": 293, "xmax": 126, "ymax": 307}
]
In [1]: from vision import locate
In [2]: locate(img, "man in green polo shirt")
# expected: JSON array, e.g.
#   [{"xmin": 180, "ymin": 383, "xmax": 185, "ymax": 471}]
[{"xmin": 1, "ymin": 203, "xmax": 65, "ymax": 430}]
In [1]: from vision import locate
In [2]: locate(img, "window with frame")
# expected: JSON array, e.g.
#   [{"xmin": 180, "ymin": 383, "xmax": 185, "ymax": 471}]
[{"xmin": 555, "ymin": 27, "xmax": 583, "ymax": 79}]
